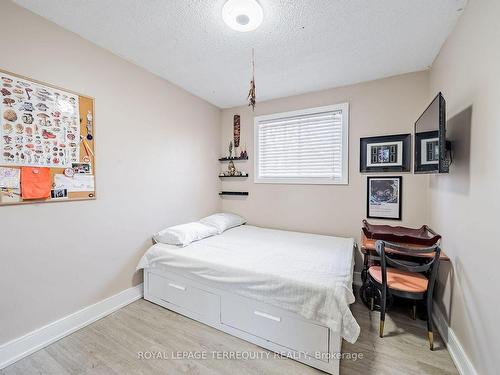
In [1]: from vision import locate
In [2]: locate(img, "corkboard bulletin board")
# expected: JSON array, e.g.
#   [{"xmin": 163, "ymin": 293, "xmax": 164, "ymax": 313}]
[{"xmin": 0, "ymin": 68, "xmax": 96, "ymax": 206}]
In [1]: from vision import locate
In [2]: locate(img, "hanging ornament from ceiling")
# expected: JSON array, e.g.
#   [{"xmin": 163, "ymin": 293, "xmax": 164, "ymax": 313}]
[{"xmin": 247, "ymin": 48, "xmax": 256, "ymax": 110}]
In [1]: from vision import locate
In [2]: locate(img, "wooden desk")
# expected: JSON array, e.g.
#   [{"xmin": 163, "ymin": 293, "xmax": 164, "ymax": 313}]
[
  {"xmin": 361, "ymin": 233, "xmax": 449, "ymax": 260},
  {"xmin": 360, "ymin": 232, "xmax": 449, "ymax": 282}
]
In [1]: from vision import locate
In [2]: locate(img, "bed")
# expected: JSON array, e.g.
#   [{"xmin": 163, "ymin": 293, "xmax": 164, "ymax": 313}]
[{"xmin": 137, "ymin": 224, "xmax": 360, "ymax": 374}]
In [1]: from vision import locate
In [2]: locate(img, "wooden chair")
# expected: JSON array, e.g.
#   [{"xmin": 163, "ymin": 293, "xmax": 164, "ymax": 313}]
[{"xmin": 367, "ymin": 240, "xmax": 441, "ymax": 350}]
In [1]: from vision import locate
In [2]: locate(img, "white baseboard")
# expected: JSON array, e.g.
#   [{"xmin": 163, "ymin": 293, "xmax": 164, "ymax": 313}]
[
  {"xmin": 0, "ymin": 283, "xmax": 143, "ymax": 370},
  {"xmin": 353, "ymin": 271, "xmax": 363, "ymax": 286},
  {"xmin": 433, "ymin": 307, "xmax": 477, "ymax": 375}
]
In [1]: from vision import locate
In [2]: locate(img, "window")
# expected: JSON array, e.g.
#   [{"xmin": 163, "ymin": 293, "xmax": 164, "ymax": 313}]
[{"xmin": 254, "ymin": 103, "xmax": 349, "ymax": 185}]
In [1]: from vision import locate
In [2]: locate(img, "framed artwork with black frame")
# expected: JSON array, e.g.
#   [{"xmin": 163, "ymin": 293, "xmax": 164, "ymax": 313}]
[
  {"xmin": 415, "ymin": 131, "xmax": 440, "ymax": 172},
  {"xmin": 360, "ymin": 134, "xmax": 411, "ymax": 172},
  {"xmin": 366, "ymin": 176, "xmax": 402, "ymax": 220}
]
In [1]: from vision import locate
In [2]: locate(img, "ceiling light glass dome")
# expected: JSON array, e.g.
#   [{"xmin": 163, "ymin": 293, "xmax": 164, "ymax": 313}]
[{"xmin": 222, "ymin": 0, "xmax": 263, "ymax": 32}]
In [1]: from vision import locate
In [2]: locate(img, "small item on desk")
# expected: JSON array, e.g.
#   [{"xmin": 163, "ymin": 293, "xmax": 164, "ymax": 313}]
[
  {"xmin": 82, "ymin": 156, "xmax": 91, "ymax": 163},
  {"xmin": 362, "ymin": 220, "xmax": 441, "ymax": 246},
  {"xmin": 20, "ymin": 167, "xmax": 51, "ymax": 199}
]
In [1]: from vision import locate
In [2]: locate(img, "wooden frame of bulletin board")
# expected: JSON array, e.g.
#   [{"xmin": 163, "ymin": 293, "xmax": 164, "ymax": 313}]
[{"xmin": 0, "ymin": 68, "xmax": 96, "ymax": 206}]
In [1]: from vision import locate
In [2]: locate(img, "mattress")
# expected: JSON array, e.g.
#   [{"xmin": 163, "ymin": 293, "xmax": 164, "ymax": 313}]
[{"xmin": 137, "ymin": 225, "xmax": 360, "ymax": 343}]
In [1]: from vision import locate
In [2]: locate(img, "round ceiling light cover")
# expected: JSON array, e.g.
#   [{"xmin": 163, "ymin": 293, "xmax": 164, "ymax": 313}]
[{"xmin": 222, "ymin": 0, "xmax": 263, "ymax": 32}]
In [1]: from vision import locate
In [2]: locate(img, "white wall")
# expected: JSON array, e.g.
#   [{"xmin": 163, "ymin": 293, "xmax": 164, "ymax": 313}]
[
  {"xmin": 0, "ymin": 1, "xmax": 221, "ymax": 345},
  {"xmin": 220, "ymin": 71, "xmax": 431, "ymax": 268},
  {"xmin": 428, "ymin": 0, "xmax": 500, "ymax": 373}
]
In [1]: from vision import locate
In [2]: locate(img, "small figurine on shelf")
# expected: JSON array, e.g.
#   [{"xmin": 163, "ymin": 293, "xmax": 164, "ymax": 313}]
[
  {"xmin": 240, "ymin": 146, "xmax": 248, "ymax": 159},
  {"xmin": 228, "ymin": 161, "xmax": 236, "ymax": 176},
  {"xmin": 229, "ymin": 141, "xmax": 233, "ymax": 159}
]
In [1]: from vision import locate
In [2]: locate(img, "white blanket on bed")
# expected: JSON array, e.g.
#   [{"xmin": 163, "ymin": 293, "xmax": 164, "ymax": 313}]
[{"xmin": 137, "ymin": 225, "xmax": 360, "ymax": 343}]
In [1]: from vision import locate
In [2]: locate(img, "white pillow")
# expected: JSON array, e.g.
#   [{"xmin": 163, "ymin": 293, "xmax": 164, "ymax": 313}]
[
  {"xmin": 153, "ymin": 222, "xmax": 218, "ymax": 247},
  {"xmin": 199, "ymin": 213, "xmax": 246, "ymax": 234}
]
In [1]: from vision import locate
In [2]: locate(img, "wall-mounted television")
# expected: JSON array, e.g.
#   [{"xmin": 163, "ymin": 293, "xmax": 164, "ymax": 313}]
[{"xmin": 414, "ymin": 92, "xmax": 451, "ymax": 173}]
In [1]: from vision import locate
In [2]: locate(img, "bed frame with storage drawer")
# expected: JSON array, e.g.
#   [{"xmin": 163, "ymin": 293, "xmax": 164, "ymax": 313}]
[{"xmin": 143, "ymin": 267, "xmax": 343, "ymax": 375}]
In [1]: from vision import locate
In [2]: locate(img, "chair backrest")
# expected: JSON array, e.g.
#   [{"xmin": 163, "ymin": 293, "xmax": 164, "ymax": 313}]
[{"xmin": 375, "ymin": 240, "xmax": 441, "ymax": 293}]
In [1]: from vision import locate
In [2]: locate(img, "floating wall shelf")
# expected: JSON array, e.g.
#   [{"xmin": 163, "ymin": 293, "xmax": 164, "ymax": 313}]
[
  {"xmin": 219, "ymin": 174, "xmax": 249, "ymax": 178},
  {"xmin": 219, "ymin": 191, "xmax": 249, "ymax": 196},
  {"xmin": 218, "ymin": 156, "xmax": 248, "ymax": 162}
]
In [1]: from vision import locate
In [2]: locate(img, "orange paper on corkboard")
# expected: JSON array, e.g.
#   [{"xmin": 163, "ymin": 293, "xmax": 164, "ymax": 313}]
[{"xmin": 20, "ymin": 167, "xmax": 51, "ymax": 199}]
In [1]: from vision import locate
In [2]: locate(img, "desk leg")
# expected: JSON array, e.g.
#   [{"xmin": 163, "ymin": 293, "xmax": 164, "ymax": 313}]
[
  {"xmin": 361, "ymin": 252, "xmax": 369, "ymax": 282},
  {"xmin": 359, "ymin": 252, "xmax": 371, "ymax": 308},
  {"xmin": 359, "ymin": 278, "xmax": 372, "ymax": 308}
]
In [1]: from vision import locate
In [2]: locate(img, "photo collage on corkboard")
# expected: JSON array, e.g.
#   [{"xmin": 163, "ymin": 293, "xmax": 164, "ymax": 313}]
[{"xmin": 0, "ymin": 69, "xmax": 96, "ymax": 205}]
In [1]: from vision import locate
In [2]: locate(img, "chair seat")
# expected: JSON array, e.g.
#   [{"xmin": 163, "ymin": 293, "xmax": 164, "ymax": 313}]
[{"xmin": 368, "ymin": 266, "xmax": 428, "ymax": 293}]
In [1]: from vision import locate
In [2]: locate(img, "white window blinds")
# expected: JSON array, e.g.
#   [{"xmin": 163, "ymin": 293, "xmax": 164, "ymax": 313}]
[{"xmin": 254, "ymin": 104, "xmax": 348, "ymax": 184}]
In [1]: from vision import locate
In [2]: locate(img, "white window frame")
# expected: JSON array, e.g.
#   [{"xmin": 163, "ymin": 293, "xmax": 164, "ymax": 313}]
[{"xmin": 254, "ymin": 103, "xmax": 349, "ymax": 185}]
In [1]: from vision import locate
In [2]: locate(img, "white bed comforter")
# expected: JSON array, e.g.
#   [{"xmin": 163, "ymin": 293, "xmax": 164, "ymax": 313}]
[{"xmin": 137, "ymin": 225, "xmax": 360, "ymax": 343}]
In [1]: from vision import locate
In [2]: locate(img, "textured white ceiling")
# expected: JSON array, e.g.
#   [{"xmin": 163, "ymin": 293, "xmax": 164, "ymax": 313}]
[{"xmin": 13, "ymin": 0, "xmax": 466, "ymax": 108}]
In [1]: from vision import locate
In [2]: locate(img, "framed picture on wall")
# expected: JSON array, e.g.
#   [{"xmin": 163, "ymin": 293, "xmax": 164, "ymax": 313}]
[
  {"xmin": 360, "ymin": 134, "xmax": 411, "ymax": 172},
  {"xmin": 367, "ymin": 176, "xmax": 402, "ymax": 220},
  {"xmin": 415, "ymin": 131, "xmax": 440, "ymax": 171}
]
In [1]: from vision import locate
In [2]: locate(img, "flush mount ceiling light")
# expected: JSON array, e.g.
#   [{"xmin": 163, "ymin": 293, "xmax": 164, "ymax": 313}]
[{"xmin": 222, "ymin": 0, "xmax": 263, "ymax": 32}]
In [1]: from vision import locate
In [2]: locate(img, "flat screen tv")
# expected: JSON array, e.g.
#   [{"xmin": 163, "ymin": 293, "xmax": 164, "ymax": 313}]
[{"xmin": 414, "ymin": 92, "xmax": 450, "ymax": 173}]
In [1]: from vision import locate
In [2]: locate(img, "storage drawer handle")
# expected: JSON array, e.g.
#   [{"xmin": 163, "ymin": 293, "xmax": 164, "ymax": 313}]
[
  {"xmin": 254, "ymin": 310, "xmax": 281, "ymax": 322},
  {"xmin": 167, "ymin": 282, "xmax": 186, "ymax": 291}
]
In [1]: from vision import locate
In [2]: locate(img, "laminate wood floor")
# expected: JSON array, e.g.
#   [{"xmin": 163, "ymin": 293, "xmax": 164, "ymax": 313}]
[{"xmin": 1, "ymin": 294, "xmax": 458, "ymax": 375}]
